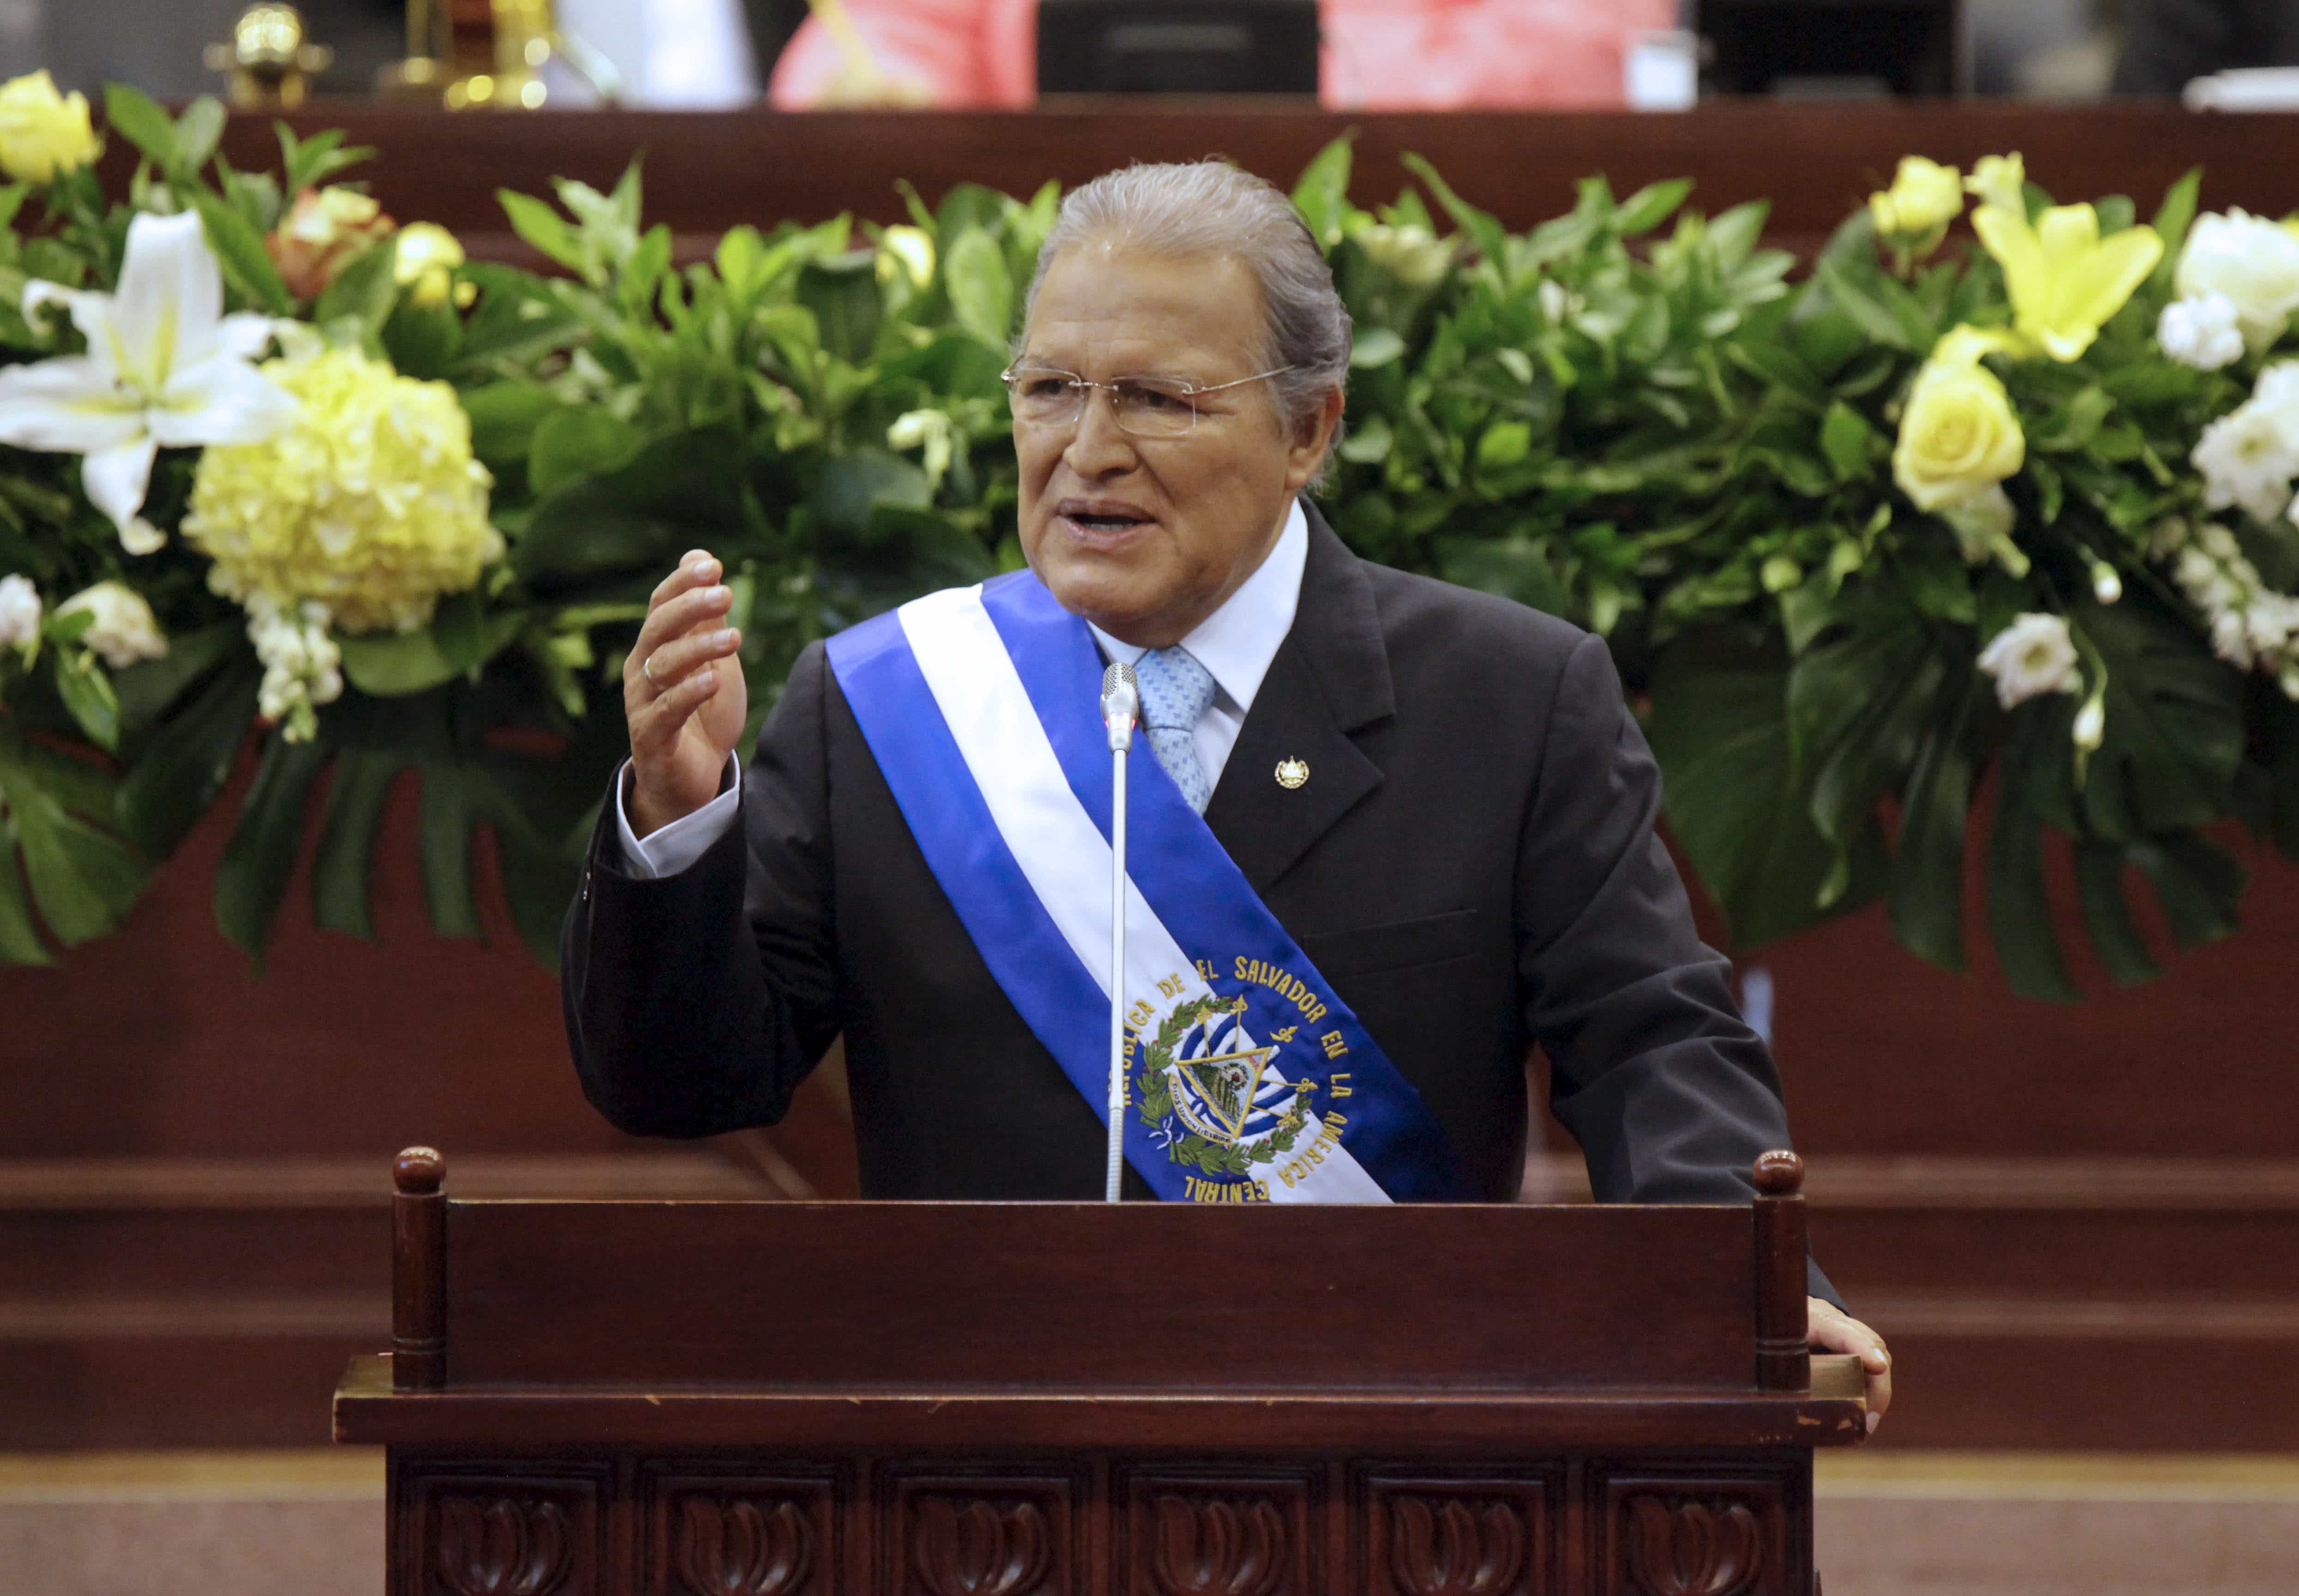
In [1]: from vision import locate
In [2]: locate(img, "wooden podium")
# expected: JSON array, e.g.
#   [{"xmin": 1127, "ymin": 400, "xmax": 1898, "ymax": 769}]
[{"xmin": 334, "ymin": 1148, "xmax": 1867, "ymax": 1596}]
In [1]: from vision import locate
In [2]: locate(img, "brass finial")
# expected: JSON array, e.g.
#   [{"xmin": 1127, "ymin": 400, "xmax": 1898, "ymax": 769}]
[{"xmin": 205, "ymin": 4, "xmax": 334, "ymax": 110}]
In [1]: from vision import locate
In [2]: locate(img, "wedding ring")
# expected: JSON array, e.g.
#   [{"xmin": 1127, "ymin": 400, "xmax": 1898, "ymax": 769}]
[{"xmin": 641, "ymin": 652, "xmax": 661, "ymax": 689}]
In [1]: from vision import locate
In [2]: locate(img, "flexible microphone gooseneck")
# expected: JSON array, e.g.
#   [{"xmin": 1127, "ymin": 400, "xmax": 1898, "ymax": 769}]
[{"xmin": 1099, "ymin": 661, "xmax": 1140, "ymax": 1203}]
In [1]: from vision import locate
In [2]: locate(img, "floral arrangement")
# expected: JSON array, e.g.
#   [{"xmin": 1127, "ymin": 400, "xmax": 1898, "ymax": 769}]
[{"xmin": 0, "ymin": 77, "xmax": 2290, "ymax": 1004}]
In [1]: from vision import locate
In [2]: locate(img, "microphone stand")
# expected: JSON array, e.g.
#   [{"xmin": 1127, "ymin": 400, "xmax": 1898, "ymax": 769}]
[{"xmin": 1100, "ymin": 663, "xmax": 1139, "ymax": 1203}]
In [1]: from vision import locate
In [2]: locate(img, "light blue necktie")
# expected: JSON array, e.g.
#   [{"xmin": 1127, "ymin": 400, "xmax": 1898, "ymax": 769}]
[{"xmin": 1133, "ymin": 646, "xmax": 1217, "ymax": 813}]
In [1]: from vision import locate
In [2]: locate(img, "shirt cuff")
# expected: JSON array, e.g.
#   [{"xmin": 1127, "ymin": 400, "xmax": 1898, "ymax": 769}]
[{"xmin": 615, "ymin": 753, "xmax": 741, "ymax": 879}]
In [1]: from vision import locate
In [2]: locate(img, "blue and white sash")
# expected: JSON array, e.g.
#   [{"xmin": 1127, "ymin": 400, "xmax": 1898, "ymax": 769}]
[{"xmin": 825, "ymin": 572, "xmax": 1466, "ymax": 1204}]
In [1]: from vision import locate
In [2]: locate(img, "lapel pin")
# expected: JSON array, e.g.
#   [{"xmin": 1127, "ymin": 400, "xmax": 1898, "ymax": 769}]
[{"xmin": 1274, "ymin": 758, "xmax": 1309, "ymax": 790}]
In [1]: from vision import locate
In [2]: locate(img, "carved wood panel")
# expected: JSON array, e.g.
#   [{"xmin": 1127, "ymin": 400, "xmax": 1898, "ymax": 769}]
[
  {"xmin": 884, "ymin": 1469, "xmax": 1082, "ymax": 1596},
  {"xmin": 1118, "ymin": 1469, "xmax": 1316, "ymax": 1596},
  {"xmin": 1595, "ymin": 1469, "xmax": 1801, "ymax": 1596},
  {"xmin": 401, "ymin": 1466, "xmax": 607, "ymax": 1596},
  {"xmin": 1361, "ymin": 1473, "xmax": 1557, "ymax": 1596},
  {"xmin": 640, "ymin": 1467, "xmax": 838, "ymax": 1596}
]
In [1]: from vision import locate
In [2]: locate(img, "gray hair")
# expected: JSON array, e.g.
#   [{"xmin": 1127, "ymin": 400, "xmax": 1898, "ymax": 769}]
[{"xmin": 1021, "ymin": 161, "xmax": 1351, "ymax": 480}]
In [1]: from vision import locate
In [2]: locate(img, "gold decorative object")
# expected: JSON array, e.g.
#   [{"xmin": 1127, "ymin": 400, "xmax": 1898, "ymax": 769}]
[
  {"xmin": 382, "ymin": 0, "xmax": 559, "ymax": 109},
  {"xmin": 204, "ymin": 4, "xmax": 335, "ymax": 109},
  {"xmin": 1274, "ymin": 758, "xmax": 1309, "ymax": 790}
]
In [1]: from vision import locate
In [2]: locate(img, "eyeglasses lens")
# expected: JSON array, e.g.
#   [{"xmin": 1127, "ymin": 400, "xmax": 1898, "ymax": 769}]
[{"xmin": 1005, "ymin": 372, "xmax": 1197, "ymax": 437}]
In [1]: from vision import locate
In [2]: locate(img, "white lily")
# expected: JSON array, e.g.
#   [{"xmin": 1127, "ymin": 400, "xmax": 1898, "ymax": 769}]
[{"xmin": 0, "ymin": 210, "xmax": 295, "ymax": 555}]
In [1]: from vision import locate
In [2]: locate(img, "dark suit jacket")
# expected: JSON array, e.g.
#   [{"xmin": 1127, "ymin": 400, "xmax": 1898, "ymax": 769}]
[{"xmin": 563, "ymin": 505, "xmax": 1836, "ymax": 1299}]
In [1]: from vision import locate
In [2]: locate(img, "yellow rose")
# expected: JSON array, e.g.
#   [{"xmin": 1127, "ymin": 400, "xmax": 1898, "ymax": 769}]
[
  {"xmin": 1893, "ymin": 326, "xmax": 2026, "ymax": 513},
  {"xmin": 0, "ymin": 71, "xmax": 103, "ymax": 184},
  {"xmin": 1972, "ymin": 200, "xmax": 2162, "ymax": 363},
  {"xmin": 394, "ymin": 222, "xmax": 474, "ymax": 309},
  {"xmin": 1965, "ymin": 153, "xmax": 2028, "ymax": 218},
  {"xmin": 1868, "ymin": 156, "xmax": 1963, "ymax": 245}
]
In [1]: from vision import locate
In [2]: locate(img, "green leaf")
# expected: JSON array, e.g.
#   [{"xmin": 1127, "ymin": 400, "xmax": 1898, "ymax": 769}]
[
  {"xmin": 1400, "ymin": 154, "xmax": 1507, "ymax": 272},
  {"xmin": 797, "ymin": 250, "xmax": 883, "ymax": 364},
  {"xmin": 1, "ymin": 762, "xmax": 145, "ymax": 947},
  {"xmin": 2075, "ymin": 597, "xmax": 2245, "ymax": 841},
  {"xmin": 943, "ymin": 228, "xmax": 1013, "ymax": 350},
  {"xmin": 529, "ymin": 406, "xmax": 644, "ymax": 495},
  {"xmin": 497, "ymin": 822, "xmax": 578, "ymax": 963},
  {"xmin": 1814, "ymin": 257, "xmax": 1915, "ymax": 352},
  {"xmin": 1350, "ymin": 326, "xmax": 1407, "ymax": 369},
  {"xmin": 1291, "ymin": 135, "xmax": 1356, "ymax": 250},
  {"xmin": 52, "ymin": 650, "xmax": 121, "ymax": 751},
  {"xmin": 0, "ymin": 841, "xmax": 50, "ymax": 963},
  {"xmin": 1649, "ymin": 635, "xmax": 1876, "ymax": 946},
  {"xmin": 459, "ymin": 381, "xmax": 561, "ymax": 476},
  {"xmin": 2149, "ymin": 168, "xmax": 2203, "ymax": 290},
  {"xmin": 454, "ymin": 265, "xmax": 582, "ymax": 370},
  {"xmin": 2073, "ymin": 842, "xmax": 2162, "ymax": 986},
  {"xmin": 1819, "ymin": 400, "xmax": 1877, "ymax": 483},
  {"xmin": 277, "ymin": 125, "xmax": 374, "ymax": 193},
  {"xmin": 2130, "ymin": 832, "xmax": 2245, "ymax": 951},
  {"xmin": 189, "ymin": 190, "xmax": 291, "ymax": 314},
  {"xmin": 1614, "ymin": 178, "xmax": 1694, "ymax": 237},
  {"xmin": 814, "ymin": 446, "xmax": 933, "ymax": 538},
  {"xmin": 174, "ymin": 96, "xmax": 227, "ymax": 173},
  {"xmin": 312, "ymin": 236, "xmax": 401, "ymax": 335},
  {"xmin": 497, "ymin": 189, "xmax": 587, "ymax": 277},
  {"xmin": 1437, "ymin": 535, "xmax": 1569, "ymax": 618},
  {"xmin": 118, "ymin": 660, "xmax": 261, "ymax": 859},
  {"xmin": 419, "ymin": 763, "xmax": 482, "ymax": 940},
  {"xmin": 112, "ymin": 621, "xmax": 240, "ymax": 742},
  {"xmin": 516, "ymin": 427, "xmax": 748, "ymax": 587},
  {"xmin": 1788, "ymin": 597, "xmax": 1939, "ymax": 906},
  {"xmin": 102, "ymin": 83, "xmax": 178, "ymax": 168},
  {"xmin": 1984, "ymin": 715, "xmax": 2081, "ymax": 1004},
  {"xmin": 311, "ymin": 750, "xmax": 402, "ymax": 939},
  {"xmin": 215, "ymin": 733, "xmax": 328, "ymax": 961},
  {"xmin": 1888, "ymin": 664, "xmax": 1984, "ymax": 971},
  {"xmin": 336, "ymin": 629, "xmax": 460, "ymax": 696}
]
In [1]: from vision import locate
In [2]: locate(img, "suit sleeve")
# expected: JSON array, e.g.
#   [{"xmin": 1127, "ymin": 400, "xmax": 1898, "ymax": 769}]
[
  {"xmin": 1514, "ymin": 633, "xmax": 1842, "ymax": 1306},
  {"xmin": 560, "ymin": 642, "xmax": 844, "ymax": 1137}
]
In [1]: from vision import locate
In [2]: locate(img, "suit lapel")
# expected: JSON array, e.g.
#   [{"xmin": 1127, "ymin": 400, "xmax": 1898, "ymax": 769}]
[{"xmin": 1203, "ymin": 504, "xmax": 1394, "ymax": 893}]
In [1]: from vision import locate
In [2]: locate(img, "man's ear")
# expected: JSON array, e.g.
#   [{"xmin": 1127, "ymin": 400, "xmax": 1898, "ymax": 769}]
[{"xmin": 1286, "ymin": 385, "xmax": 1347, "ymax": 491}]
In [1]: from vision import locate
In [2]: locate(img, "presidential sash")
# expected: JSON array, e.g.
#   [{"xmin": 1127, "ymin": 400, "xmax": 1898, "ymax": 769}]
[{"xmin": 824, "ymin": 571, "xmax": 1466, "ymax": 1204}]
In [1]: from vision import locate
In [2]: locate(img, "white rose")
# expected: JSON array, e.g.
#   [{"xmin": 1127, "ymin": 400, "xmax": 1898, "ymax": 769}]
[
  {"xmin": 55, "ymin": 580, "xmax": 166, "ymax": 669},
  {"xmin": 1978, "ymin": 612, "xmax": 2082, "ymax": 708},
  {"xmin": 2158, "ymin": 292, "xmax": 2245, "ymax": 370},
  {"xmin": 0, "ymin": 573, "xmax": 39, "ymax": 649},
  {"xmin": 2176, "ymin": 210, "xmax": 2299, "ymax": 354},
  {"xmin": 2194, "ymin": 388, "xmax": 2299, "ymax": 523}
]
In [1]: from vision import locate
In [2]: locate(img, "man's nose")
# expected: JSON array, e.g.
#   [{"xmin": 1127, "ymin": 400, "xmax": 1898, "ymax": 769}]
[{"xmin": 1062, "ymin": 386, "xmax": 1138, "ymax": 476}]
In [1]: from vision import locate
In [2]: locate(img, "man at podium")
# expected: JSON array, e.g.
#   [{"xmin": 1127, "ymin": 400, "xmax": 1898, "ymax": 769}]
[{"xmin": 561, "ymin": 160, "xmax": 1891, "ymax": 1424}]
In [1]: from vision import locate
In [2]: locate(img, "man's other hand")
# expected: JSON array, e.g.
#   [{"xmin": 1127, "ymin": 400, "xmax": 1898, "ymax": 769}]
[
  {"xmin": 1807, "ymin": 1295, "xmax": 1891, "ymax": 1433},
  {"xmin": 625, "ymin": 550, "xmax": 747, "ymax": 837}
]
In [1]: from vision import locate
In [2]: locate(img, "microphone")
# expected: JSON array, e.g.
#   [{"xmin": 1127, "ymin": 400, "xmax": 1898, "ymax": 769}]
[
  {"xmin": 1100, "ymin": 663, "xmax": 1138, "ymax": 1202},
  {"xmin": 1101, "ymin": 662, "xmax": 1139, "ymax": 751}
]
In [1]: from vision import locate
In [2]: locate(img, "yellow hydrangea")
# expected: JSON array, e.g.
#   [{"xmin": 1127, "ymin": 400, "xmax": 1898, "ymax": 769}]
[
  {"xmin": 0, "ymin": 70, "xmax": 102, "ymax": 184},
  {"xmin": 182, "ymin": 345, "xmax": 499, "ymax": 635}
]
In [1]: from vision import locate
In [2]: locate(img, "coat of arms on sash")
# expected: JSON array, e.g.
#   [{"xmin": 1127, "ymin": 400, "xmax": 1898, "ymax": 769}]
[{"xmin": 1133, "ymin": 979, "xmax": 1340, "ymax": 1200}]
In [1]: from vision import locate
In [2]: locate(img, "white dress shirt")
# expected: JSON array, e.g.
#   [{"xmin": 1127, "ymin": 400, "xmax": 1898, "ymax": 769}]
[{"xmin": 618, "ymin": 500, "xmax": 1310, "ymax": 878}]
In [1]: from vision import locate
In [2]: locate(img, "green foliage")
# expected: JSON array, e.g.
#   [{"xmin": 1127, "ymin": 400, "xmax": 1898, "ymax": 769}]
[{"xmin": 0, "ymin": 109, "xmax": 2289, "ymax": 1004}]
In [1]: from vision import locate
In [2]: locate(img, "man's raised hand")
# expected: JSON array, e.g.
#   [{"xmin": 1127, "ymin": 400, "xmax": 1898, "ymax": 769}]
[{"xmin": 625, "ymin": 550, "xmax": 747, "ymax": 838}]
